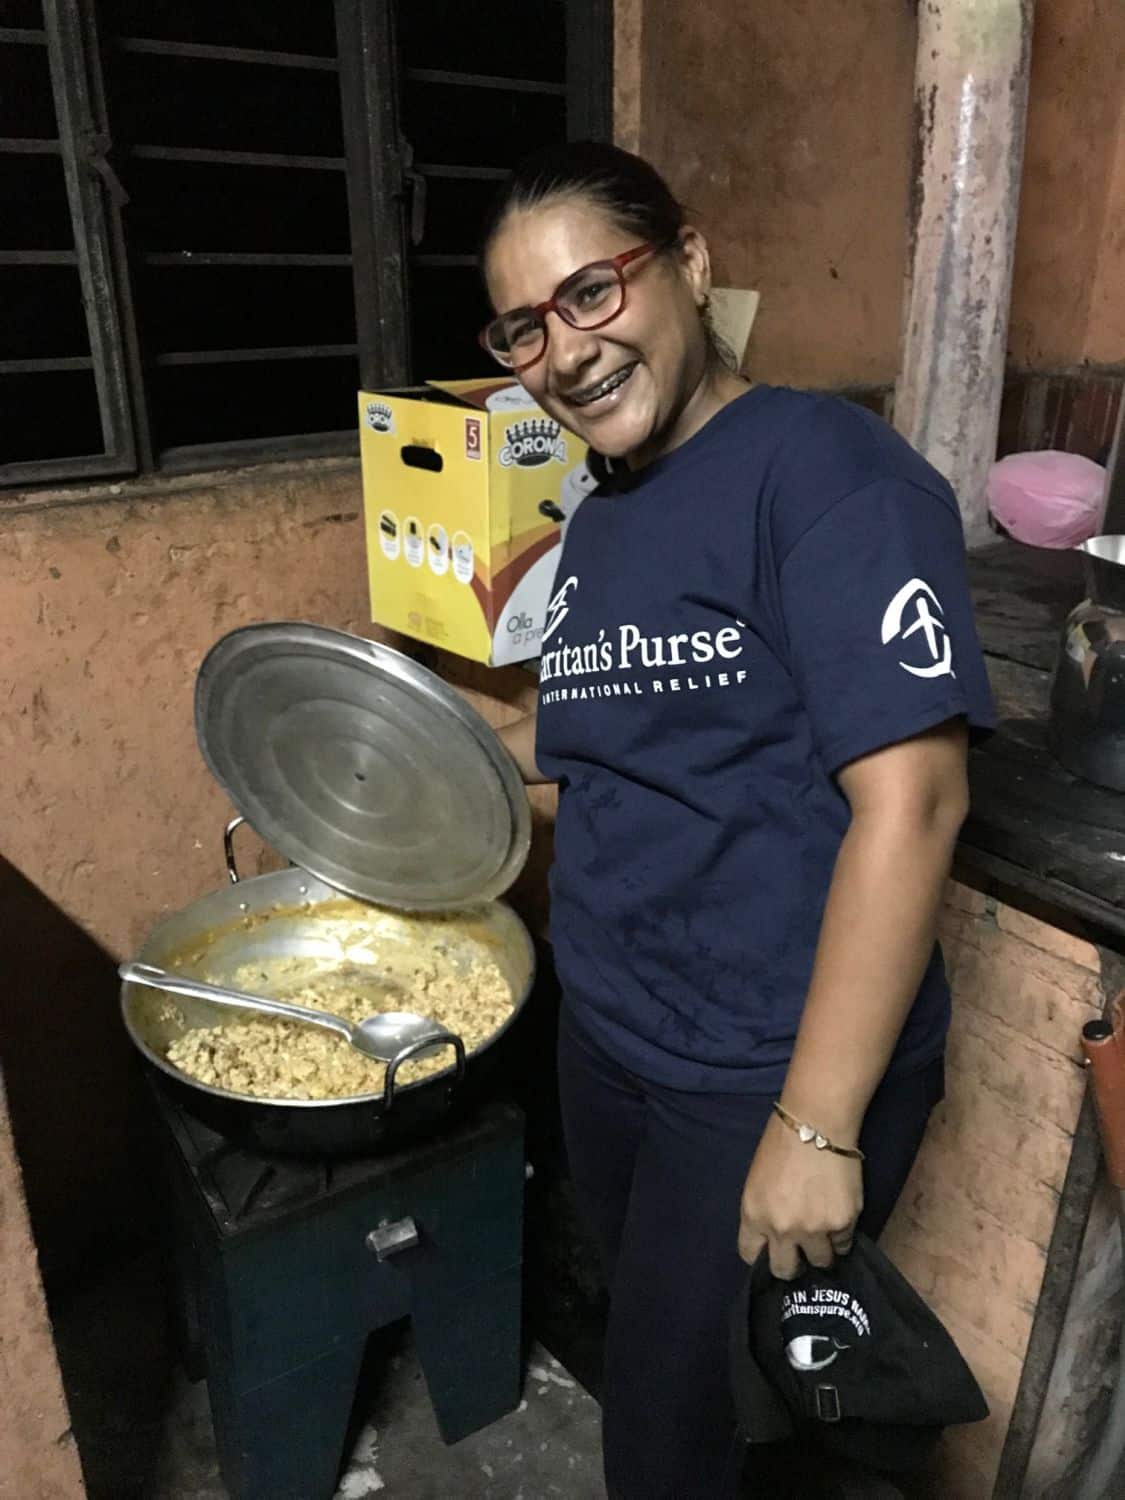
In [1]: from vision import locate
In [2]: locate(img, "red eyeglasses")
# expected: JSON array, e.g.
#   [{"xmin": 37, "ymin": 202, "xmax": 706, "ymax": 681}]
[{"xmin": 480, "ymin": 241, "xmax": 668, "ymax": 374}]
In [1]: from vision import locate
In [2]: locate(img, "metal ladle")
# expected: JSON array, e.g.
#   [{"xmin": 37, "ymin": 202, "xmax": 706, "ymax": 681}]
[{"xmin": 119, "ymin": 962, "xmax": 466, "ymax": 1099}]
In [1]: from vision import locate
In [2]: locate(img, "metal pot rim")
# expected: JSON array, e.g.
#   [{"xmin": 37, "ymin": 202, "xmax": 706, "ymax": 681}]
[
  {"xmin": 120, "ymin": 868, "xmax": 536, "ymax": 1111},
  {"xmin": 1079, "ymin": 535, "xmax": 1125, "ymax": 566}
]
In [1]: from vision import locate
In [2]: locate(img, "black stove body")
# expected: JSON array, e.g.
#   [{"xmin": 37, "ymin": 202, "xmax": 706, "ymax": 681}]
[{"xmin": 150, "ymin": 1076, "xmax": 526, "ymax": 1500}]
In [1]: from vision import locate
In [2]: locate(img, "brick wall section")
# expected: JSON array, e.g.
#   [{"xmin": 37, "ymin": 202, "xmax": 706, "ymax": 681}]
[
  {"xmin": 0, "ymin": 1075, "xmax": 86, "ymax": 1499},
  {"xmin": 881, "ymin": 881, "xmax": 1105, "ymax": 1499}
]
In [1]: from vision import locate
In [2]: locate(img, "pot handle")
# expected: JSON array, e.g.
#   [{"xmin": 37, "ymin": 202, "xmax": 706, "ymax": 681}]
[
  {"xmin": 384, "ymin": 1029, "xmax": 466, "ymax": 1112},
  {"xmin": 224, "ymin": 815, "xmax": 247, "ymax": 884},
  {"xmin": 222, "ymin": 814, "xmax": 297, "ymax": 884}
]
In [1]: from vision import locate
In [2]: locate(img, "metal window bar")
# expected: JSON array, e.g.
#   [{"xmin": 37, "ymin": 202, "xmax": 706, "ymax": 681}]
[
  {"xmin": 335, "ymin": 0, "xmax": 410, "ymax": 390},
  {"xmin": 129, "ymin": 144, "xmax": 346, "ymax": 171},
  {"xmin": 0, "ymin": 136, "xmax": 60, "ymax": 153},
  {"xmin": 405, "ymin": 66, "xmax": 567, "ymax": 96},
  {"xmin": 1, "ymin": 0, "xmax": 138, "ymax": 488},
  {"xmin": 154, "ymin": 344, "xmax": 358, "ymax": 367},
  {"xmin": 4, "ymin": 0, "xmax": 611, "ymax": 490},
  {"xmin": 0, "ymin": 355, "xmax": 93, "ymax": 373},
  {"xmin": 115, "ymin": 37, "xmax": 338, "ymax": 71},
  {"xmin": 143, "ymin": 252, "xmax": 353, "ymax": 267},
  {"xmin": 0, "ymin": 433, "xmax": 361, "ymax": 506},
  {"xmin": 0, "ymin": 250, "xmax": 78, "ymax": 265},
  {"xmin": 0, "ymin": 456, "xmax": 138, "ymax": 509},
  {"xmin": 414, "ymin": 163, "xmax": 510, "ymax": 181},
  {"xmin": 109, "ymin": 14, "xmax": 376, "ymax": 470},
  {"xmin": 0, "ymin": 27, "xmax": 47, "ymax": 44},
  {"xmin": 566, "ymin": 0, "xmax": 614, "ymax": 143},
  {"xmin": 156, "ymin": 430, "xmax": 358, "ymax": 477},
  {"xmin": 79, "ymin": 0, "xmax": 153, "ymax": 470}
]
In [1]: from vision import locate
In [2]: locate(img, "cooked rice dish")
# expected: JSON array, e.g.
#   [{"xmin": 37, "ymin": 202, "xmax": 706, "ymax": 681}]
[{"xmin": 164, "ymin": 944, "xmax": 513, "ymax": 1101}]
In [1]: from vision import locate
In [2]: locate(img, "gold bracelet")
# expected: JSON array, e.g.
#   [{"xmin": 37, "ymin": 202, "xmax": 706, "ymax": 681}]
[{"xmin": 772, "ymin": 1102, "xmax": 866, "ymax": 1161}]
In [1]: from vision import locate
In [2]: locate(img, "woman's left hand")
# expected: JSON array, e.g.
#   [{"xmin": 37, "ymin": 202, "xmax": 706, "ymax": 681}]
[{"xmin": 738, "ymin": 1110, "xmax": 863, "ymax": 1278}]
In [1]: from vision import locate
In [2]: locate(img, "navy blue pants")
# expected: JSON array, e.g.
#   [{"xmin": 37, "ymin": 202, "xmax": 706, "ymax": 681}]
[{"xmin": 557, "ymin": 1004, "xmax": 945, "ymax": 1500}]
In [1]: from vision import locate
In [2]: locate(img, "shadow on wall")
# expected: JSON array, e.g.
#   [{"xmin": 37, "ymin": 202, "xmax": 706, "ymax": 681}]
[{"xmin": 0, "ymin": 853, "xmax": 152, "ymax": 1286}]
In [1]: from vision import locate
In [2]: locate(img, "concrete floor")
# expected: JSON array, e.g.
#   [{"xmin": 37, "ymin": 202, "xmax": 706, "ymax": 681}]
[
  {"xmin": 150, "ymin": 1338, "xmax": 605, "ymax": 1500},
  {"xmin": 50, "ymin": 1251, "xmax": 923, "ymax": 1500},
  {"xmin": 50, "ymin": 1251, "xmax": 606, "ymax": 1500}
]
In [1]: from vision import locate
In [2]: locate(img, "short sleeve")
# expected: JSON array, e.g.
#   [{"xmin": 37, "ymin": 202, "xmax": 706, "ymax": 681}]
[{"xmin": 778, "ymin": 479, "xmax": 995, "ymax": 774}]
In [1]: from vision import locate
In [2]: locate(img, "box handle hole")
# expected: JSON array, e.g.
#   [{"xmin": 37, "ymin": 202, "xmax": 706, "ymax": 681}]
[{"xmin": 400, "ymin": 445, "xmax": 443, "ymax": 473}]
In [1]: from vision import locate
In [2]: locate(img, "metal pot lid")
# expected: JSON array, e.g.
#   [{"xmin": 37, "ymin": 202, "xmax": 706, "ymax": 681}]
[{"xmin": 195, "ymin": 623, "xmax": 531, "ymax": 911}]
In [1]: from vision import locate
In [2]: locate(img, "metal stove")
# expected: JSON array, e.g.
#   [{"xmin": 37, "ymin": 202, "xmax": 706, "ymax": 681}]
[{"xmin": 149, "ymin": 1075, "xmax": 525, "ymax": 1500}]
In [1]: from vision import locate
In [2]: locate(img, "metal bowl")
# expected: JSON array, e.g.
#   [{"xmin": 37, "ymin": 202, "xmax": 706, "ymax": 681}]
[
  {"xmin": 1080, "ymin": 535, "xmax": 1125, "ymax": 613},
  {"xmin": 121, "ymin": 866, "xmax": 536, "ymax": 1154}
]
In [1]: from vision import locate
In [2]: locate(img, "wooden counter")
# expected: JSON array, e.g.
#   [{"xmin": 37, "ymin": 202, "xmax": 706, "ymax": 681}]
[
  {"xmin": 882, "ymin": 539, "xmax": 1122, "ymax": 1499},
  {"xmin": 961, "ymin": 540, "xmax": 1125, "ymax": 946}
]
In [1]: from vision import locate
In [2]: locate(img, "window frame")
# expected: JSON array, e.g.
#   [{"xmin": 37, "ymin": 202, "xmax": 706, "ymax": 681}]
[
  {"xmin": 0, "ymin": 0, "xmax": 141, "ymax": 487},
  {"xmin": 1, "ymin": 0, "xmax": 613, "ymax": 493}
]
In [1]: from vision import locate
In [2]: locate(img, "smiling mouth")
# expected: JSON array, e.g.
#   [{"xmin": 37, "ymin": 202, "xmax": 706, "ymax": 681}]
[{"xmin": 566, "ymin": 362, "xmax": 638, "ymax": 408}]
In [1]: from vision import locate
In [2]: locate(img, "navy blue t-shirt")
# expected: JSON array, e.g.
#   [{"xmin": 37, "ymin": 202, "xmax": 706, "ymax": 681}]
[{"xmin": 534, "ymin": 386, "xmax": 995, "ymax": 1094}]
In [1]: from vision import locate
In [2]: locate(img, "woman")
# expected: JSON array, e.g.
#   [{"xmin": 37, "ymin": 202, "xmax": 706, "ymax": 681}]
[{"xmin": 483, "ymin": 142, "xmax": 994, "ymax": 1499}]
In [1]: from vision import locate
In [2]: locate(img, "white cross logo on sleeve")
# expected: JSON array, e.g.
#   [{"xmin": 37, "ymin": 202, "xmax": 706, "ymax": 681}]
[{"xmin": 880, "ymin": 578, "xmax": 955, "ymax": 679}]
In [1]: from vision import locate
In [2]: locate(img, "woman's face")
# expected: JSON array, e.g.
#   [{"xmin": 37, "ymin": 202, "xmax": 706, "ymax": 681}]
[{"xmin": 484, "ymin": 197, "xmax": 712, "ymax": 465}]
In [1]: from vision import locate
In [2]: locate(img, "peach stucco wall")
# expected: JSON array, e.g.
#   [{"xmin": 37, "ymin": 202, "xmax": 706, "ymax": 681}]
[
  {"xmin": 0, "ymin": 459, "xmax": 553, "ymax": 959},
  {"xmin": 624, "ymin": 0, "xmax": 918, "ymax": 390},
  {"xmin": 0, "ymin": 461, "xmax": 383, "ymax": 1275},
  {"xmin": 0, "ymin": 460, "xmax": 373, "ymax": 961},
  {"xmin": 616, "ymin": 0, "xmax": 1125, "ymax": 385},
  {"xmin": 1007, "ymin": 0, "xmax": 1125, "ymax": 369}
]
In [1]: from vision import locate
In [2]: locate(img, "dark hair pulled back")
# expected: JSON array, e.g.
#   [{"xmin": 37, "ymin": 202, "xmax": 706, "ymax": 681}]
[
  {"xmin": 478, "ymin": 140, "xmax": 737, "ymax": 371},
  {"xmin": 478, "ymin": 140, "xmax": 685, "ymax": 261}
]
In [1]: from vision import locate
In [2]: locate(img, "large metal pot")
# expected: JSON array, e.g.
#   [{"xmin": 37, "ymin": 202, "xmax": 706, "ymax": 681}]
[
  {"xmin": 1049, "ymin": 535, "xmax": 1125, "ymax": 791},
  {"xmin": 120, "ymin": 622, "xmax": 536, "ymax": 1156},
  {"xmin": 122, "ymin": 862, "xmax": 536, "ymax": 1155}
]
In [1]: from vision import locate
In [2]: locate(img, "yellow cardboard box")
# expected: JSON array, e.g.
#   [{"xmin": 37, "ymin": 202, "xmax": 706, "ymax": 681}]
[{"xmin": 358, "ymin": 377, "xmax": 593, "ymax": 666}]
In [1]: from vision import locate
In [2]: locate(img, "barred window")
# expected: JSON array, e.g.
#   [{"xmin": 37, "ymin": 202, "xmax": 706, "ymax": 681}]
[{"xmin": 0, "ymin": 0, "xmax": 610, "ymax": 488}]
